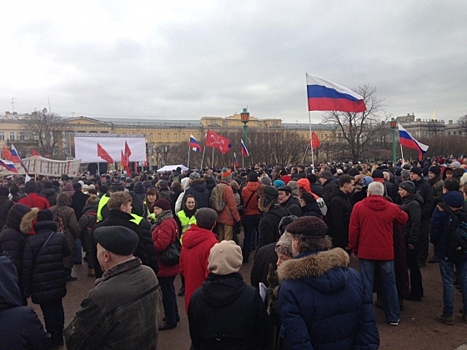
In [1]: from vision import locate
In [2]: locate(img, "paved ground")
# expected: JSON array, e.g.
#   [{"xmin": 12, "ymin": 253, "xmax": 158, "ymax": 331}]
[{"xmin": 30, "ymin": 244, "xmax": 467, "ymax": 350}]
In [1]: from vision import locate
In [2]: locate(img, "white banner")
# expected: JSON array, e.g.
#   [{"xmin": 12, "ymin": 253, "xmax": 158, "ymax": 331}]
[
  {"xmin": 74, "ymin": 135, "xmax": 146, "ymax": 163},
  {"xmin": 0, "ymin": 156, "xmax": 81, "ymax": 177}
]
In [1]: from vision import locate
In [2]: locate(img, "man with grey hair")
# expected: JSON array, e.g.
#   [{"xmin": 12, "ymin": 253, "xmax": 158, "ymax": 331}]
[
  {"xmin": 349, "ymin": 181, "xmax": 409, "ymax": 326},
  {"xmin": 277, "ymin": 216, "xmax": 379, "ymax": 349}
]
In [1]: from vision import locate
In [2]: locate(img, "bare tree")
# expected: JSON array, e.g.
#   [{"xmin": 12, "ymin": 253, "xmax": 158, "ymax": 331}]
[
  {"xmin": 322, "ymin": 85, "xmax": 387, "ymax": 162},
  {"xmin": 24, "ymin": 109, "xmax": 67, "ymax": 157}
]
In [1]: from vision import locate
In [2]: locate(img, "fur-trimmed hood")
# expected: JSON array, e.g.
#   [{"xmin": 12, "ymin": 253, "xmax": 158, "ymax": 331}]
[
  {"xmin": 20, "ymin": 208, "xmax": 39, "ymax": 234},
  {"xmin": 278, "ymin": 248, "xmax": 350, "ymax": 294}
]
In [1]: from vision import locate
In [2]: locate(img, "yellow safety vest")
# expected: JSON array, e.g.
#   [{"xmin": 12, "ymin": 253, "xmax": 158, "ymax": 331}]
[
  {"xmin": 177, "ymin": 211, "xmax": 197, "ymax": 234},
  {"xmin": 130, "ymin": 213, "xmax": 143, "ymax": 225},
  {"xmin": 97, "ymin": 194, "xmax": 110, "ymax": 222}
]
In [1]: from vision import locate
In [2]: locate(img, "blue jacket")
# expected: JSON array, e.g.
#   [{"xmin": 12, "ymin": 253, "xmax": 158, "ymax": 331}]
[
  {"xmin": 277, "ymin": 248, "xmax": 379, "ymax": 350},
  {"xmin": 430, "ymin": 191, "xmax": 467, "ymax": 262}
]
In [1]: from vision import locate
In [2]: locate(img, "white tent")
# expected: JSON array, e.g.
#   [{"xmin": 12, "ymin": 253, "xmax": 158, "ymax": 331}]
[{"xmin": 156, "ymin": 165, "xmax": 188, "ymax": 173}]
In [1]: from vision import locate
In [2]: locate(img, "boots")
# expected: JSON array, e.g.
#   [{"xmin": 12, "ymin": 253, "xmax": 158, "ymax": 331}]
[
  {"xmin": 87, "ymin": 268, "xmax": 96, "ymax": 277},
  {"xmin": 65, "ymin": 268, "xmax": 77, "ymax": 282}
]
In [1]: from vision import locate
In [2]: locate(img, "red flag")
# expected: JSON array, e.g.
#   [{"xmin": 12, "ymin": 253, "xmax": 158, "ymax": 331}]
[
  {"xmin": 125, "ymin": 140, "xmax": 132, "ymax": 159},
  {"xmin": 97, "ymin": 143, "xmax": 114, "ymax": 164},
  {"xmin": 205, "ymin": 130, "xmax": 232, "ymax": 155},
  {"xmin": 31, "ymin": 149, "xmax": 41, "ymax": 157},
  {"xmin": 121, "ymin": 150, "xmax": 128, "ymax": 166},
  {"xmin": 2, "ymin": 146, "xmax": 12, "ymax": 160},
  {"xmin": 309, "ymin": 132, "xmax": 321, "ymax": 150}
]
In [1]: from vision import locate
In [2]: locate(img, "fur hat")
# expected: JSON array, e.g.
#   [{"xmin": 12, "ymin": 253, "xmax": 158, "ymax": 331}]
[
  {"xmin": 275, "ymin": 232, "xmax": 293, "ymax": 257},
  {"xmin": 95, "ymin": 226, "xmax": 139, "ymax": 256},
  {"xmin": 399, "ymin": 181, "xmax": 416, "ymax": 194},
  {"xmin": 410, "ymin": 167, "xmax": 422, "ymax": 177},
  {"xmin": 154, "ymin": 199, "xmax": 171, "ymax": 211},
  {"xmin": 221, "ymin": 168, "xmax": 232, "ymax": 181},
  {"xmin": 286, "ymin": 216, "xmax": 328, "ymax": 238},
  {"xmin": 208, "ymin": 241, "xmax": 243, "ymax": 275},
  {"xmin": 429, "ymin": 166, "xmax": 441, "ymax": 177}
]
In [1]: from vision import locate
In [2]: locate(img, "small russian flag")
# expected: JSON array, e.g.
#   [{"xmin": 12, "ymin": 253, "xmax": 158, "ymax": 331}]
[
  {"xmin": 190, "ymin": 134, "xmax": 202, "ymax": 153},
  {"xmin": 0, "ymin": 159, "xmax": 18, "ymax": 173},
  {"xmin": 398, "ymin": 124, "xmax": 429, "ymax": 160},
  {"xmin": 241, "ymin": 139, "xmax": 249, "ymax": 157},
  {"xmin": 233, "ymin": 152, "xmax": 238, "ymax": 168},
  {"xmin": 10, "ymin": 145, "xmax": 28, "ymax": 174}
]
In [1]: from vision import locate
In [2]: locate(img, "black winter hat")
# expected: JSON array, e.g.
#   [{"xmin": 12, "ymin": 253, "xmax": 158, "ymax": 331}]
[
  {"xmin": 24, "ymin": 181, "xmax": 37, "ymax": 193},
  {"xmin": 410, "ymin": 167, "xmax": 423, "ymax": 177},
  {"xmin": 95, "ymin": 226, "xmax": 139, "ymax": 256},
  {"xmin": 372, "ymin": 170, "xmax": 384, "ymax": 179},
  {"xmin": 0, "ymin": 186, "xmax": 9, "ymax": 196},
  {"xmin": 429, "ymin": 166, "xmax": 441, "ymax": 177},
  {"xmin": 399, "ymin": 181, "xmax": 416, "ymax": 194},
  {"xmin": 277, "ymin": 185, "xmax": 292, "ymax": 194},
  {"xmin": 319, "ymin": 171, "xmax": 333, "ymax": 180},
  {"xmin": 37, "ymin": 209, "xmax": 53, "ymax": 222},
  {"xmin": 264, "ymin": 186, "xmax": 278, "ymax": 199}
]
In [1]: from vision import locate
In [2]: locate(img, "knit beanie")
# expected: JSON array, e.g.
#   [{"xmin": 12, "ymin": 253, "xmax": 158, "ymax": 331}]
[
  {"xmin": 221, "ymin": 168, "xmax": 232, "ymax": 181},
  {"xmin": 37, "ymin": 209, "xmax": 53, "ymax": 222},
  {"xmin": 24, "ymin": 181, "xmax": 37, "ymax": 194},
  {"xmin": 319, "ymin": 171, "xmax": 333, "ymax": 180},
  {"xmin": 208, "ymin": 241, "xmax": 243, "ymax": 275},
  {"xmin": 274, "ymin": 180, "xmax": 285, "ymax": 188},
  {"xmin": 429, "ymin": 166, "xmax": 441, "ymax": 177},
  {"xmin": 361, "ymin": 176, "xmax": 374, "ymax": 188},
  {"xmin": 285, "ymin": 216, "xmax": 328, "ymax": 238},
  {"xmin": 260, "ymin": 176, "xmax": 272, "ymax": 186},
  {"xmin": 399, "ymin": 181, "xmax": 416, "ymax": 194},
  {"xmin": 372, "ymin": 170, "xmax": 384, "ymax": 179},
  {"xmin": 154, "ymin": 199, "xmax": 171, "ymax": 211},
  {"xmin": 275, "ymin": 232, "xmax": 293, "ymax": 257},
  {"xmin": 288, "ymin": 181, "xmax": 300, "ymax": 196},
  {"xmin": 410, "ymin": 167, "xmax": 422, "ymax": 177}
]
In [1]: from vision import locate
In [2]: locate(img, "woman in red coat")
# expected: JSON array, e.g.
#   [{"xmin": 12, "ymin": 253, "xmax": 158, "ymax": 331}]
[{"xmin": 152, "ymin": 199, "xmax": 180, "ymax": 330}]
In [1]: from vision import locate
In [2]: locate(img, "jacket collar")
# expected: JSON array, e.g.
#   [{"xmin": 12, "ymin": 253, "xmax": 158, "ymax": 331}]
[
  {"xmin": 95, "ymin": 257, "xmax": 141, "ymax": 286},
  {"xmin": 278, "ymin": 248, "xmax": 349, "ymax": 282}
]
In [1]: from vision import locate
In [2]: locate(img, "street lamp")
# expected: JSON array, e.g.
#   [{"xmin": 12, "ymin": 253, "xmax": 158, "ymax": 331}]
[
  {"xmin": 390, "ymin": 118, "xmax": 397, "ymax": 164},
  {"xmin": 241, "ymin": 107, "xmax": 250, "ymax": 168}
]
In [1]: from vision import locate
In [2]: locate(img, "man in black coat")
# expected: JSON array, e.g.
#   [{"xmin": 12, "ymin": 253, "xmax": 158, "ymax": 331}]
[
  {"xmin": 319, "ymin": 170, "xmax": 339, "ymax": 205},
  {"xmin": 71, "ymin": 183, "xmax": 89, "ymax": 221},
  {"xmin": 92, "ymin": 191, "xmax": 158, "ymax": 278},
  {"xmin": 325, "ymin": 174, "xmax": 354, "ymax": 249},
  {"xmin": 410, "ymin": 167, "xmax": 435, "ymax": 267},
  {"xmin": 258, "ymin": 186, "xmax": 289, "ymax": 249},
  {"xmin": 277, "ymin": 186, "xmax": 302, "ymax": 217},
  {"xmin": 0, "ymin": 186, "xmax": 14, "ymax": 227},
  {"xmin": 189, "ymin": 241, "xmax": 271, "ymax": 349}
]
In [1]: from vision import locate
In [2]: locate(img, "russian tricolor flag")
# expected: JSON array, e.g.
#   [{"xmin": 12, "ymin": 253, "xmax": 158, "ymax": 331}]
[
  {"xmin": 189, "ymin": 134, "xmax": 202, "ymax": 153},
  {"xmin": 306, "ymin": 74, "xmax": 366, "ymax": 113},
  {"xmin": 398, "ymin": 124, "xmax": 429, "ymax": 160},
  {"xmin": 0, "ymin": 159, "xmax": 18, "ymax": 173},
  {"xmin": 241, "ymin": 139, "xmax": 249, "ymax": 157},
  {"xmin": 10, "ymin": 145, "xmax": 28, "ymax": 173}
]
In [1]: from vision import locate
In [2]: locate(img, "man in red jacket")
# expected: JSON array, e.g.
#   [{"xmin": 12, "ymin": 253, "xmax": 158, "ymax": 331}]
[
  {"xmin": 349, "ymin": 181, "xmax": 409, "ymax": 326},
  {"xmin": 18, "ymin": 181, "xmax": 50, "ymax": 210},
  {"xmin": 179, "ymin": 208, "xmax": 219, "ymax": 314}
]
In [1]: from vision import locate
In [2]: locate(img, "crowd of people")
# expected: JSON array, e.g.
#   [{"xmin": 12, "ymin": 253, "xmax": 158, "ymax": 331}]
[{"xmin": 0, "ymin": 157, "xmax": 467, "ymax": 349}]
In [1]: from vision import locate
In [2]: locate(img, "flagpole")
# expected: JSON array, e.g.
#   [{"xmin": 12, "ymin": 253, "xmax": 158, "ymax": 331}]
[
  {"xmin": 307, "ymin": 73, "xmax": 315, "ymax": 167},
  {"xmin": 211, "ymin": 148, "xmax": 214, "ymax": 168},
  {"xmin": 200, "ymin": 146, "xmax": 206, "ymax": 169},
  {"xmin": 302, "ymin": 144, "xmax": 309, "ymax": 163},
  {"xmin": 242, "ymin": 154, "xmax": 244, "ymax": 169},
  {"xmin": 187, "ymin": 144, "xmax": 191, "ymax": 169},
  {"xmin": 400, "ymin": 144, "xmax": 405, "ymax": 163}
]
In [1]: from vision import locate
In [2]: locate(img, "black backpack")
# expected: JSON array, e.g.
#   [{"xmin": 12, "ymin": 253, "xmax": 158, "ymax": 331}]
[{"xmin": 438, "ymin": 202, "xmax": 467, "ymax": 256}]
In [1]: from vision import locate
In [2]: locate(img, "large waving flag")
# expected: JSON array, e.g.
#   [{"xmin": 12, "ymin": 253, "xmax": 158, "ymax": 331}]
[
  {"xmin": 97, "ymin": 143, "xmax": 114, "ymax": 164},
  {"xmin": 241, "ymin": 139, "xmax": 249, "ymax": 157},
  {"xmin": 10, "ymin": 145, "xmax": 29, "ymax": 173},
  {"xmin": 398, "ymin": 123, "xmax": 429, "ymax": 160},
  {"xmin": 206, "ymin": 130, "xmax": 231, "ymax": 154},
  {"xmin": 125, "ymin": 140, "xmax": 132, "ymax": 160},
  {"xmin": 2, "ymin": 146, "xmax": 12, "ymax": 161},
  {"xmin": 309, "ymin": 132, "xmax": 321, "ymax": 150},
  {"xmin": 0, "ymin": 159, "xmax": 18, "ymax": 173},
  {"xmin": 306, "ymin": 74, "xmax": 367, "ymax": 113},
  {"xmin": 189, "ymin": 134, "xmax": 202, "ymax": 153}
]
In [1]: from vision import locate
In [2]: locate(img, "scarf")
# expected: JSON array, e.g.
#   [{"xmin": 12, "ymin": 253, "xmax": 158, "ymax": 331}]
[{"xmin": 153, "ymin": 210, "xmax": 173, "ymax": 227}]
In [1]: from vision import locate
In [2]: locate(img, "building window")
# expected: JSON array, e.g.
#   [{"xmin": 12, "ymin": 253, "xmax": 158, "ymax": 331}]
[
  {"xmin": 0, "ymin": 132, "xmax": 4, "ymax": 141},
  {"xmin": 197, "ymin": 133, "xmax": 200, "ymax": 139},
  {"xmin": 19, "ymin": 132, "xmax": 25, "ymax": 141},
  {"xmin": 166, "ymin": 133, "xmax": 170, "ymax": 140},
  {"xmin": 158, "ymin": 133, "xmax": 162, "ymax": 140},
  {"xmin": 149, "ymin": 133, "xmax": 153, "ymax": 140},
  {"xmin": 9, "ymin": 132, "xmax": 15, "ymax": 141},
  {"xmin": 182, "ymin": 133, "xmax": 186, "ymax": 141}
]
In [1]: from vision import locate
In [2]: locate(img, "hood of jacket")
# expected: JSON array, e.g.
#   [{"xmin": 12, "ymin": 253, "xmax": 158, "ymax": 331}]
[
  {"xmin": 442, "ymin": 190, "xmax": 464, "ymax": 208},
  {"xmin": 0, "ymin": 256, "xmax": 23, "ymax": 310},
  {"xmin": 246, "ymin": 181, "xmax": 261, "ymax": 192},
  {"xmin": 190, "ymin": 178, "xmax": 207, "ymax": 192},
  {"xmin": 133, "ymin": 181, "xmax": 145, "ymax": 194},
  {"xmin": 82, "ymin": 201, "xmax": 98, "ymax": 214},
  {"xmin": 362, "ymin": 195, "xmax": 392, "ymax": 211},
  {"xmin": 278, "ymin": 248, "xmax": 350, "ymax": 294},
  {"xmin": 56, "ymin": 192, "xmax": 72, "ymax": 206},
  {"xmin": 402, "ymin": 192, "xmax": 424, "ymax": 206},
  {"xmin": 200, "ymin": 272, "xmax": 246, "ymax": 307},
  {"xmin": 182, "ymin": 225, "xmax": 216, "ymax": 249},
  {"xmin": 40, "ymin": 188, "xmax": 56, "ymax": 197}
]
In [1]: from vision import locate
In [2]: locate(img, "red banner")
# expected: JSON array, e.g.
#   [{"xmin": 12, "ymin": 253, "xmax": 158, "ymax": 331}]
[
  {"xmin": 309, "ymin": 132, "xmax": 321, "ymax": 150},
  {"xmin": 97, "ymin": 143, "xmax": 114, "ymax": 164},
  {"xmin": 205, "ymin": 130, "xmax": 231, "ymax": 154}
]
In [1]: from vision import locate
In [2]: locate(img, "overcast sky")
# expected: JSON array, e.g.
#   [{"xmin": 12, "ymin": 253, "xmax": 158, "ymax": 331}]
[{"xmin": 1, "ymin": 1, "xmax": 466, "ymax": 124}]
